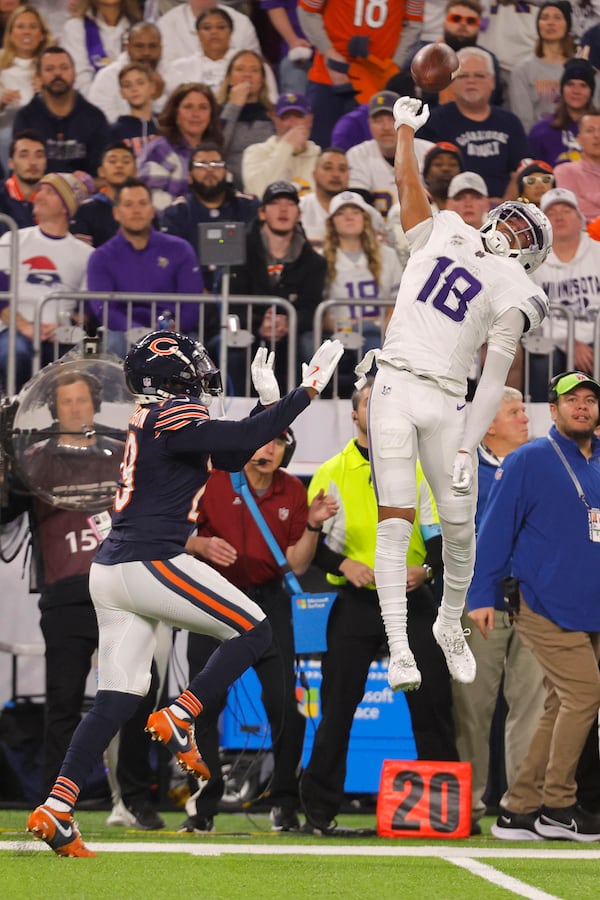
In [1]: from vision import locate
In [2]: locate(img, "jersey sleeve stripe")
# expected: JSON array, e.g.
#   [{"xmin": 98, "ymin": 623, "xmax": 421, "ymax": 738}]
[
  {"xmin": 146, "ymin": 560, "xmax": 261, "ymax": 633},
  {"xmin": 298, "ymin": 0, "xmax": 325, "ymax": 11},
  {"xmin": 155, "ymin": 408, "xmax": 209, "ymax": 432}
]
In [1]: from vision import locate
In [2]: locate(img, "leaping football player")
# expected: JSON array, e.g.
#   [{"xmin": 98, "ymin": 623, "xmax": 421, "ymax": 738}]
[{"xmin": 361, "ymin": 96, "xmax": 552, "ymax": 692}]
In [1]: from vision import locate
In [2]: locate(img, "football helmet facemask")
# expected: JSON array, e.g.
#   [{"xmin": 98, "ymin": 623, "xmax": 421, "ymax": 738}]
[
  {"xmin": 479, "ymin": 201, "xmax": 553, "ymax": 274},
  {"xmin": 124, "ymin": 331, "xmax": 222, "ymax": 405}
]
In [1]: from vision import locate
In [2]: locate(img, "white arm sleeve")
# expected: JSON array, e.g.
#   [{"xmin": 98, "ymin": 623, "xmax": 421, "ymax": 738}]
[{"xmin": 460, "ymin": 308, "xmax": 525, "ymax": 454}]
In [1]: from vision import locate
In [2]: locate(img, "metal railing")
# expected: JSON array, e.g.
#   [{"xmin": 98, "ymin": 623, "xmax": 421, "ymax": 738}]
[{"xmin": 4, "ymin": 285, "xmax": 299, "ymax": 397}]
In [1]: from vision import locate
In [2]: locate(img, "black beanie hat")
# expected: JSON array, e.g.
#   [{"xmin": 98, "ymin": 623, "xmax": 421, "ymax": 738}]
[
  {"xmin": 560, "ymin": 57, "xmax": 595, "ymax": 92},
  {"xmin": 537, "ymin": 1, "xmax": 572, "ymax": 34}
]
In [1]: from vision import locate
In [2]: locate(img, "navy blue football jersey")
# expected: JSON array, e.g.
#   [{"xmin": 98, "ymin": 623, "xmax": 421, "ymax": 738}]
[{"xmin": 95, "ymin": 388, "xmax": 310, "ymax": 563}]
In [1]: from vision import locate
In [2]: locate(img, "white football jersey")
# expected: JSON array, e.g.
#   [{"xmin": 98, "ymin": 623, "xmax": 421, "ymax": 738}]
[
  {"xmin": 347, "ymin": 138, "xmax": 434, "ymax": 219},
  {"xmin": 326, "ymin": 244, "xmax": 403, "ymax": 328},
  {"xmin": 380, "ymin": 211, "xmax": 549, "ymax": 396},
  {"xmin": 299, "ymin": 192, "xmax": 328, "ymax": 251}
]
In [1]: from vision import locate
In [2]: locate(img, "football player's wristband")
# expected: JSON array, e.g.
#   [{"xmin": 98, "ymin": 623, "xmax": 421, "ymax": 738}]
[{"xmin": 306, "ymin": 522, "xmax": 323, "ymax": 532}]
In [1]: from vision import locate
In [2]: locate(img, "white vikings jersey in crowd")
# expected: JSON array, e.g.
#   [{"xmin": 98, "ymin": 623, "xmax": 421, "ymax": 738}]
[
  {"xmin": 347, "ymin": 138, "xmax": 434, "ymax": 220},
  {"xmin": 299, "ymin": 192, "xmax": 386, "ymax": 251},
  {"xmin": 380, "ymin": 211, "xmax": 549, "ymax": 397},
  {"xmin": 327, "ymin": 244, "xmax": 403, "ymax": 328},
  {"xmin": 531, "ymin": 231, "xmax": 600, "ymax": 348}
]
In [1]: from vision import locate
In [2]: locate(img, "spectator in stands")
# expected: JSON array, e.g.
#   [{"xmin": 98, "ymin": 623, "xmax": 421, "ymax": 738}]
[
  {"xmin": 261, "ymin": 0, "xmax": 312, "ymax": 95},
  {"xmin": 516, "ymin": 159, "xmax": 555, "ymax": 206},
  {"xmin": 13, "ymin": 46, "xmax": 109, "ymax": 177},
  {"xmin": 163, "ymin": 6, "xmax": 236, "ymax": 97},
  {"xmin": 71, "ymin": 141, "xmax": 137, "ymax": 248},
  {"xmin": 417, "ymin": 47, "xmax": 529, "ymax": 204},
  {"xmin": 330, "ymin": 72, "xmax": 416, "ymax": 153},
  {"xmin": 570, "ymin": 0, "xmax": 600, "ymax": 42},
  {"xmin": 157, "ymin": 0, "xmax": 260, "ymax": 66},
  {"xmin": 137, "ymin": 82, "xmax": 222, "ymax": 210},
  {"xmin": 87, "ymin": 21, "xmax": 166, "ymax": 125},
  {"xmin": 297, "ymin": 0, "xmax": 422, "ymax": 148},
  {"xmin": 87, "ymin": 177, "xmax": 208, "ymax": 356},
  {"xmin": 214, "ymin": 179, "xmax": 327, "ymax": 395},
  {"xmin": 160, "ymin": 141, "xmax": 259, "ymax": 289},
  {"xmin": 217, "ymin": 49, "xmax": 276, "ymax": 190},
  {"xmin": 0, "ymin": 128, "xmax": 46, "ymax": 235},
  {"xmin": 529, "ymin": 188, "xmax": 600, "ymax": 396},
  {"xmin": 529, "ymin": 58, "xmax": 598, "ymax": 169},
  {"xmin": 445, "ymin": 170, "xmax": 489, "ymax": 228},
  {"xmin": 453, "ymin": 387, "xmax": 545, "ymax": 834},
  {"xmin": 555, "ymin": 110, "xmax": 600, "ymax": 219},
  {"xmin": 298, "ymin": 146, "xmax": 350, "ymax": 249},
  {"xmin": 0, "ymin": 4, "xmax": 53, "ymax": 171},
  {"xmin": 348, "ymin": 90, "xmax": 433, "ymax": 221},
  {"xmin": 477, "ymin": 0, "xmax": 539, "ymax": 98},
  {"xmin": 322, "ymin": 190, "xmax": 403, "ymax": 380},
  {"xmin": 61, "ymin": 0, "xmax": 141, "ymax": 97},
  {"xmin": 0, "ymin": 171, "xmax": 93, "ymax": 391},
  {"xmin": 242, "ymin": 91, "xmax": 320, "ymax": 199},
  {"xmin": 106, "ymin": 62, "xmax": 159, "ymax": 154},
  {"xmin": 404, "ymin": 0, "xmax": 503, "ymax": 108},
  {"xmin": 510, "ymin": 3, "xmax": 576, "ymax": 136}
]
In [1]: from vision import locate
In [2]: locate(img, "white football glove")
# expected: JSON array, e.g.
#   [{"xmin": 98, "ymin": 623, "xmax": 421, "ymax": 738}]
[
  {"xmin": 452, "ymin": 450, "xmax": 474, "ymax": 494},
  {"xmin": 251, "ymin": 346, "xmax": 280, "ymax": 405},
  {"xmin": 393, "ymin": 96, "xmax": 430, "ymax": 132},
  {"xmin": 301, "ymin": 339, "xmax": 344, "ymax": 394}
]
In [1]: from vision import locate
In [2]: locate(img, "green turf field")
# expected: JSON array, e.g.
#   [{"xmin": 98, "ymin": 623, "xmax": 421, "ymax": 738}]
[{"xmin": 2, "ymin": 810, "xmax": 600, "ymax": 899}]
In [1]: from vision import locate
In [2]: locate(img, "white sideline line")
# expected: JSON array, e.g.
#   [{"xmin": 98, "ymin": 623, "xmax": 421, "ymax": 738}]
[
  {"xmin": 3, "ymin": 841, "xmax": 600, "ymax": 858},
  {"xmin": 448, "ymin": 857, "xmax": 563, "ymax": 900}
]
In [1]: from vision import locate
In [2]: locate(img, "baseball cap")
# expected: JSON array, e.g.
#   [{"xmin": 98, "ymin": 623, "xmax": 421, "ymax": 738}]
[
  {"xmin": 540, "ymin": 187, "xmax": 582, "ymax": 215},
  {"xmin": 423, "ymin": 141, "xmax": 464, "ymax": 177},
  {"xmin": 274, "ymin": 91, "xmax": 311, "ymax": 117},
  {"xmin": 38, "ymin": 172, "xmax": 93, "ymax": 216},
  {"xmin": 548, "ymin": 371, "xmax": 600, "ymax": 402},
  {"xmin": 368, "ymin": 90, "xmax": 400, "ymax": 118},
  {"xmin": 328, "ymin": 190, "xmax": 372, "ymax": 218},
  {"xmin": 262, "ymin": 180, "xmax": 299, "ymax": 205},
  {"xmin": 448, "ymin": 171, "xmax": 488, "ymax": 198}
]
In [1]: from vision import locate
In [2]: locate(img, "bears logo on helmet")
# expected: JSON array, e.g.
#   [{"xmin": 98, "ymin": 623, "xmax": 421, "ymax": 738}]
[{"xmin": 124, "ymin": 331, "xmax": 222, "ymax": 404}]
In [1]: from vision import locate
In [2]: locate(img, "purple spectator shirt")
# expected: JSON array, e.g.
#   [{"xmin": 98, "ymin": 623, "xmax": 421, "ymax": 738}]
[{"xmin": 87, "ymin": 228, "xmax": 205, "ymax": 331}]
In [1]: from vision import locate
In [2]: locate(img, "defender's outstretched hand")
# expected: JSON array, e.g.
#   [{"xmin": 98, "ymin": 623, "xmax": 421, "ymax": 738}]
[
  {"xmin": 301, "ymin": 339, "xmax": 344, "ymax": 396},
  {"xmin": 251, "ymin": 347, "xmax": 280, "ymax": 406},
  {"xmin": 393, "ymin": 96, "xmax": 430, "ymax": 131},
  {"xmin": 452, "ymin": 450, "xmax": 474, "ymax": 494}
]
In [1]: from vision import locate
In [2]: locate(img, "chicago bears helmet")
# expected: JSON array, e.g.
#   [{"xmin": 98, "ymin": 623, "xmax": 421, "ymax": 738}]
[
  {"xmin": 479, "ymin": 201, "xmax": 553, "ymax": 274},
  {"xmin": 124, "ymin": 331, "xmax": 222, "ymax": 404}
]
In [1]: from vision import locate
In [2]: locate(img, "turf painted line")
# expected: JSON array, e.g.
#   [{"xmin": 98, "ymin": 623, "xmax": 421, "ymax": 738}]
[
  {"xmin": 3, "ymin": 841, "xmax": 600, "ymax": 858},
  {"xmin": 448, "ymin": 857, "xmax": 562, "ymax": 900}
]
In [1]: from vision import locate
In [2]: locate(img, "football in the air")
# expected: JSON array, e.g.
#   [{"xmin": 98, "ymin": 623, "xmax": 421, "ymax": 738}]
[{"xmin": 410, "ymin": 42, "xmax": 460, "ymax": 93}]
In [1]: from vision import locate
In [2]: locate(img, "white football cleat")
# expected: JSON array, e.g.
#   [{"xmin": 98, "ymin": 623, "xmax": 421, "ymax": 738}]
[
  {"xmin": 387, "ymin": 651, "xmax": 422, "ymax": 692},
  {"xmin": 432, "ymin": 618, "xmax": 477, "ymax": 683}
]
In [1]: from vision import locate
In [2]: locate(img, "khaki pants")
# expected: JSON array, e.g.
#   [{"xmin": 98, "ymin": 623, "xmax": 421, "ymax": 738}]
[
  {"xmin": 453, "ymin": 609, "xmax": 545, "ymax": 820},
  {"xmin": 505, "ymin": 597, "xmax": 600, "ymax": 812}
]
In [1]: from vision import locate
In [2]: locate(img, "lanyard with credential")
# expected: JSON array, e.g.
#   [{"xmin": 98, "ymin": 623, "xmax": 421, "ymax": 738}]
[
  {"xmin": 547, "ymin": 434, "xmax": 600, "ymax": 542},
  {"xmin": 229, "ymin": 470, "xmax": 303, "ymax": 594}
]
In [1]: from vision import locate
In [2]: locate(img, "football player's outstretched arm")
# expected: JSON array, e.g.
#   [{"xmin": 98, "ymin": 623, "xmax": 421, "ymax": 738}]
[{"xmin": 393, "ymin": 97, "xmax": 432, "ymax": 234}]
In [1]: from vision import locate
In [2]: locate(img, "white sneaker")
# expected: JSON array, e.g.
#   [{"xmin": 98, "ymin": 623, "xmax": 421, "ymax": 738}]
[
  {"xmin": 387, "ymin": 651, "xmax": 422, "ymax": 691},
  {"xmin": 106, "ymin": 799, "xmax": 137, "ymax": 827},
  {"xmin": 432, "ymin": 618, "xmax": 476, "ymax": 683}
]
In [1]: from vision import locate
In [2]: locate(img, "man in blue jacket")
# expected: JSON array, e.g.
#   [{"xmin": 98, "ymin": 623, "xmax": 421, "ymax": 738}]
[{"xmin": 470, "ymin": 371, "xmax": 600, "ymax": 842}]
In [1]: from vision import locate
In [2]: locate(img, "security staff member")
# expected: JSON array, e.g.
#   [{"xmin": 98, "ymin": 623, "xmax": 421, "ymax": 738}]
[{"xmin": 299, "ymin": 377, "xmax": 456, "ymax": 834}]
